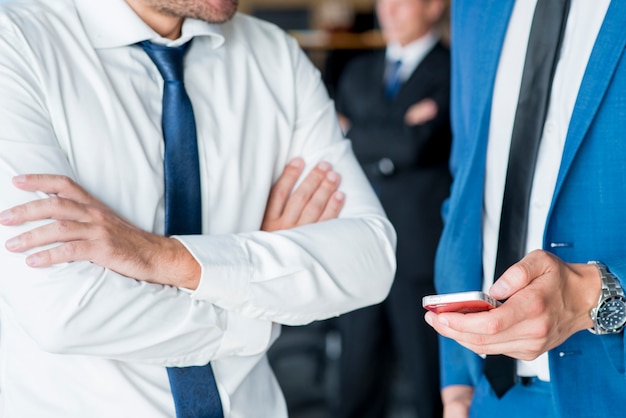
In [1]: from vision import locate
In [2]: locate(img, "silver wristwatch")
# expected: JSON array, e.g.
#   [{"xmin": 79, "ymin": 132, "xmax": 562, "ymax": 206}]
[{"xmin": 588, "ymin": 261, "xmax": 626, "ymax": 335}]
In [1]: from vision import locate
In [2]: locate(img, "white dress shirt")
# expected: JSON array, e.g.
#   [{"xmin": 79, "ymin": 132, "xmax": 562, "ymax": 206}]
[
  {"xmin": 0, "ymin": 0, "xmax": 396, "ymax": 416},
  {"xmin": 483, "ymin": 0, "xmax": 610, "ymax": 382},
  {"xmin": 385, "ymin": 30, "xmax": 439, "ymax": 83}
]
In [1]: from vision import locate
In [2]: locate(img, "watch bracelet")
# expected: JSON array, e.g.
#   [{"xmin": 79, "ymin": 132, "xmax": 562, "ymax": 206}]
[{"xmin": 588, "ymin": 261, "xmax": 626, "ymax": 334}]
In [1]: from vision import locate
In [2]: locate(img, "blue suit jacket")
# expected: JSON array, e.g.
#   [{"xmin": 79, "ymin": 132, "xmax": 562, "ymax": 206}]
[{"xmin": 436, "ymin": 1, "xmax": 626, "ymax": 415}]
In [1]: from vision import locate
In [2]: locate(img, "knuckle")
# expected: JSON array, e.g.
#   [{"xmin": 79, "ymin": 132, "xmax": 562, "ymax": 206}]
[
  {"xmin": 61, "ymin": 241, "xmax": 78, "ymax": 257},
  {"xmin": 93, "ymin": 224, "xmax": 108, "ymax": 237},
  {"xmin": 519, "ymin": 348, "xmax": 541, "ymax": 361},
  {"xmin": 59, "ymin": 175, "xmax": 75, "ymax": 189},
  {"xmin": 527, "ymin": 298, "xmax": 546, "ymax": 317},
  {"xmin": 290, "ymin": 192, "xmax": 310, "ymax": 206},
  {"xmin": 321, "ymin": 178, "xmax": 339, "ymax": 192},
  {"xmin": 471, "ymin": 344, "xmax": 488, "ymax": 356},
  {"xmin": 36, "ymin": 250, "xmax": 52, "ymax": 265},
  {"xmin": 12, "ymin": 204, "xmax": 28, "ymax": 217},
  {"xmin": 283, "ymin": 164, "xmax": 301, "ymax": 178},
  {"xmin": 508, "ymin": 262, "xmax": 529, "ymax": 280},
  {"xmin": 47, "ymin": 196, "xmax": 64, "ymax": 209},
  {"xmin": 308, "ymin": 168, "xmax": 326, "ymax": 182},
  {"xmin": 466, "ymin": 333, "xmax": 488, "ymax": 347},
  {"xmin": 529, "ymin": 341, "xmax": 547, "ymax": 358},
  {"xmin": 56, "ymin": 220, "xmax": 72, "ymax": 233},
  {"xmin": 484, "ymin": 318, "xmax": 502, "ymax": 335},
  {"xmin": 271, "ymin": 187, "xmax": 290, "ymax": 202},
  {"xmin": 531, "ymin": 249, "xmax": 554, "ymax": 265},
  {"xmin": 530, "ymin": 321, "xmax": 550, "ymax": 339},
  {"xmin": 88, "ymin": 207, "xmax": 107, "ymax": 223},
  {"xmin": 19, "ymin": 230, "xmax": 33, "ymax": 245},
  {"xmin": 306, "ymin": 198, "xmax": 325, "ymax": 212}
]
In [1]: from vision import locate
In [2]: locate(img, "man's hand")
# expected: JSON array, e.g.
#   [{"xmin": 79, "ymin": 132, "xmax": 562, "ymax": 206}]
[
  {"xmin": 404, "ymin": 98, "xmax": 438, "ymax": 126},
  {"xmin": 1, "ymin": 159, "xmax": 345, "ymax": 289},
  {"xmin": 425, "ymin": 250, "xmax": 602, "ymax": 360},
  {"xmin": 442, "ymin": 385, "xmax": 473, "ymax": 418},
  {"xmin": 0, "ymin": 174, "xmax": 199, "ymax": 287},
  {"xmin": 337, "ymin": 113, "xmax": 351, "ymax": 134},
  {"xmin": 262, "ymin": 158, "xmax": 344, "ymax": 232}
]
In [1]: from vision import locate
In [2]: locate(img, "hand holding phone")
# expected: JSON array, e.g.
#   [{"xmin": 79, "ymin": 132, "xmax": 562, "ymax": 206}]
[{"xmin": 422, "ymin": 291, "xmax": 501, "ymax": 314}]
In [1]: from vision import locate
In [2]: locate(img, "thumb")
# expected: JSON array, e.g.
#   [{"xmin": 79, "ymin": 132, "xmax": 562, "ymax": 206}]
[{"xmin": 489, "ymin": 250, "xmax": 547, "ymax": 299}]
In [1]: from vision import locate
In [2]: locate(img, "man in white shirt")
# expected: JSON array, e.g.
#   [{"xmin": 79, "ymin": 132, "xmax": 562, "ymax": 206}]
[
  {"xmin": 0, "ymin": 0, "xmax": 396, "ymax": 416},
  {"xmin": 425, "ymin": 1, "xmax": 626, "ymax": 417}
]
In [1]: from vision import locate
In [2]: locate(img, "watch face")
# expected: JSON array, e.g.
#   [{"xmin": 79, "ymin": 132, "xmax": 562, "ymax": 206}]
[{"xmin": 597, "ymin": 297, "xmax": 626, "ymax": 332}]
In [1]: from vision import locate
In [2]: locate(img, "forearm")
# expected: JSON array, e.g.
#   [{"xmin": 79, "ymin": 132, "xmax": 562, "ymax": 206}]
[
  {"xmin": 0, "ymin": 141, "xmax": 272, "ymax": 365},
  {"xmin": 1, "ymin": 238, "xmax": 271, "ymax": 364},
  {"xmin": 182, "ymin": 212, "xmax": 396, "ymax": 325}
]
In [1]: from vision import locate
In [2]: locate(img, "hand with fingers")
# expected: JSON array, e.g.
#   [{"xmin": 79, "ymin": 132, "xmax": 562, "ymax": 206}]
[
  {"xmin": 0, "ymin": 174, "xmax": 201, "ymax": 288},
  {"xmin": 425, "ymin": 250, "xmax": 601, "ymax": 360},
  {"xmin": 262, "ymin": 157, "xmax": 345, "ymax": 232},
  {"xmin": 0, "ymin": 160, "xmax": 346, "ymax": 289}
]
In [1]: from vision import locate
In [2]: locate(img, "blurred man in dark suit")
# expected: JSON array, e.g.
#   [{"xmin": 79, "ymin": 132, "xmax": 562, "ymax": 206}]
[{"xmin": 335, "ymin": 0, "xmax": 450, "ymax": 417}]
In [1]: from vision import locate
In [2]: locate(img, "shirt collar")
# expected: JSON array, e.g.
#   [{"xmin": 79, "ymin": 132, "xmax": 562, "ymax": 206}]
[
  {"xmin": 74, "ymin": 0, "xmax": 226, "ymax": 49},
  {"xmin": 385, "ymin": 30, "xmax": 439, "ymax": 66}
]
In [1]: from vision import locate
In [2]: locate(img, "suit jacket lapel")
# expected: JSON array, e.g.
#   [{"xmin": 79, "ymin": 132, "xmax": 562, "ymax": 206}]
[
  {"xmin": 467, "ymin": 1, "xmax": 515, "ymax": 146},
  {"xmin": 554, "ymin": 2, "xmax": 626, "ymax": 197},
  {"xmin": 451, "ymin": 0, "xmax": 515, "ymax": 204}
]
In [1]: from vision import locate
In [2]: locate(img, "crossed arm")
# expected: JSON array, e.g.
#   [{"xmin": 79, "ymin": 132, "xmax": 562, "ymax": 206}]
[{"xmin": 0, "ymin": 158, "xmax": 345, "ymax": 290}]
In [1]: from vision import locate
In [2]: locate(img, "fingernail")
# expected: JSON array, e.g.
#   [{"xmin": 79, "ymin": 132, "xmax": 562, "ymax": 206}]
[
  {"xmin": 288, "ymin": 158, "xmax": 304, "ymax": 168},
  {"xmin": 316, "ymin": 161, "xmax": 331, "ymax": 171},
  {"xmin": 333, "ymin": 191, "xmax": 345, "ymax": 201},
  {"xmin": 326, "ymin": 171, "xmax": 339, "ymax": 182},
  {"xmin": 0, "ymin": 210, "xmax": 13, "ymax": 224},
  {"xmin": 5, "ymin": 237, "xmax": 20, "ymax": 251},
  {"xmin": 12, "ymin": 175, "xmax": 27, "ymax": 185},
  {"xmin": 490, "ymin": 280, "xmax": 509, "ymax": 298},
  {"xmin": 26, "ymin": 253, "xmax": 42, "ymax": 267},
  {"xmin": 424, "ymin": 312, "xmax": 434, "ymax": 326}
]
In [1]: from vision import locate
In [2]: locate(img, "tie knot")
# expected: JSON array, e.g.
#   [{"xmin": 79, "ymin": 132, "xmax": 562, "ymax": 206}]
[{"xmin": 139, "ymin": 40, "xmax": 192, "ymax": 82}]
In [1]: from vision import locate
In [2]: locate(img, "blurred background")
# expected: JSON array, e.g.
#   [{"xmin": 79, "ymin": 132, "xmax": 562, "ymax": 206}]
[
  {"xmin": 239, "ymin": 0, "xmax": 384, "ymax": 98},
  {"xmin": 237, "ymin": 1, "xmax": 449, "ymax": 418}
]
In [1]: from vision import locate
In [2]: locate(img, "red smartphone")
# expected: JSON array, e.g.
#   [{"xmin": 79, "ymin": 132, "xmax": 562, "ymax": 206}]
[{"xmin": 422, "ymin": 291, "xmax": 501, "ymax": 314}]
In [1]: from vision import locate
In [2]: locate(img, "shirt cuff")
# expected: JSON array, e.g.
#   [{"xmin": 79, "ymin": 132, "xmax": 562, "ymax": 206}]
[
  {"xmin": 172, "ymin": 234, "xmax": 252, "ymax": 309},
  {"xmin": 173, "ymin": 235, "xmax": 272, "ymax": 357}
]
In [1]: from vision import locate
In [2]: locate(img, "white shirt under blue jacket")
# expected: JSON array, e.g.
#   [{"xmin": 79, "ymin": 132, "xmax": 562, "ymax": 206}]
[{"xmin": 437, "ymin": 0, "xmax": 626, "ymax": 416}]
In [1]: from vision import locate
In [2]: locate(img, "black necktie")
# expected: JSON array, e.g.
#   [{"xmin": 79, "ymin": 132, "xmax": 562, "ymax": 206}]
[
  {"xmin": 485, "ymin": 0, "xmax": 571, "ymax": 398},
  {"xmin": 140, "ymin": 40, "xmax": 223, "ymax": 418}
]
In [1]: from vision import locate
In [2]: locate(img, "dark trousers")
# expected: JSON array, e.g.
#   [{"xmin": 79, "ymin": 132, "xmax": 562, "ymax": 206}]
[{"xmin": 336, "ymin": 279, "xmax": 443, "ymax": 418}]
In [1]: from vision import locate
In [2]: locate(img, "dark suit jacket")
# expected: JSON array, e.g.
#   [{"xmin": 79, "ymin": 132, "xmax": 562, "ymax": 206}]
[{"xmin": 335, "ymin": 43, "xmax": 452, "ymax": 285}]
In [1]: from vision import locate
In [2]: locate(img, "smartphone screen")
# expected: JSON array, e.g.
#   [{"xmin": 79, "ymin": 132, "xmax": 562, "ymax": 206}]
[{"xmin": 422, "ymin": 291, "xmax": 500, "ymax": 314}]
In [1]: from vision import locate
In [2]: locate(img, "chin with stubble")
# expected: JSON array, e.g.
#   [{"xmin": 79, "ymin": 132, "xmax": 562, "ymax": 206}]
[{"xmin": 148, "ymin": 0, "xmax": 238, "ymax": 23}]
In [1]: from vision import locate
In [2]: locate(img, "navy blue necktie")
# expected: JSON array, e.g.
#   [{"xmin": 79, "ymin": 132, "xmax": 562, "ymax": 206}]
[
  {"xmin": 140, "ymin": 40, "xmax": 223, "ymax": 418},
  {"xmin": 384, "ymin": 59, "xmax": 402, "ymax": 100},
  {"xmin": 485, "ymin": 0, "xmax": 571, "ymax": 398}
]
